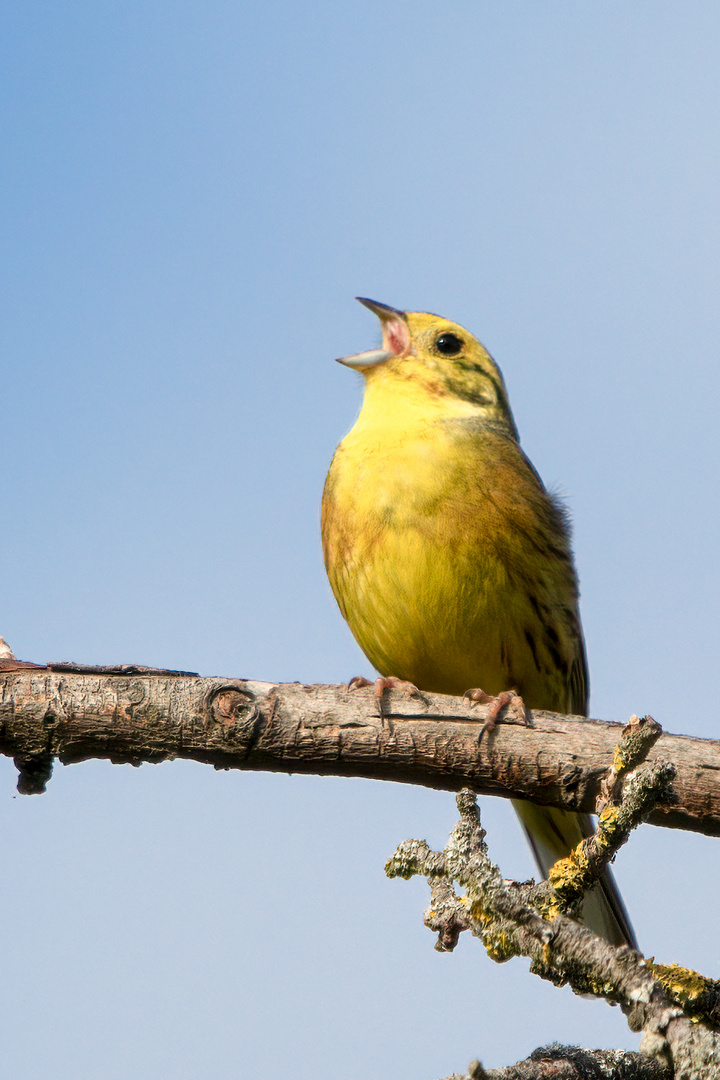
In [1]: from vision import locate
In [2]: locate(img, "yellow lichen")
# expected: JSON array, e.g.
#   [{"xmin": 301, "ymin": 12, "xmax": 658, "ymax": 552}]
[
  {"xmin": 596, "ymin": 806, "xmax": 622, "ymax": 846},
  {"xmin": 649, "ymin": 962, "xmax": 713, "ymax": 1001},
  {"xmin": 612, "ymin": 745, "xmax": 628, "ymax": 773},
  {"xmin": 647, "ymin": 961, "xmax": 720, "ymax": 1027},
  {"xmin": 548, "ymin": 856, "xmax": 576, "ymax": 889}
]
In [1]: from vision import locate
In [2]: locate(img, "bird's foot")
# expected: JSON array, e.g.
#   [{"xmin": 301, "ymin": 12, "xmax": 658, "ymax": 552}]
[
  {"xmin": 348, "ymin": 675, "xmax": 424, "ymax": 716},
  {"xmin": 463, "ymin": 688, "xmax": 528, "ymax": 737}
]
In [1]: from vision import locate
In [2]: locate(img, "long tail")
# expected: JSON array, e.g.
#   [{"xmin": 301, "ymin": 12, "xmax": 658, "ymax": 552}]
[{"xmin": 512, "ymin": 800, "xmax": 637, "ymax": 949}]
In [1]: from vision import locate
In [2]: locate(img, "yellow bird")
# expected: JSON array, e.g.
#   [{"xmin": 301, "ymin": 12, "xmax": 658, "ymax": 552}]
[{"xmin": 322, "ymin": 297, "xmax": 636, "ymax": 948}]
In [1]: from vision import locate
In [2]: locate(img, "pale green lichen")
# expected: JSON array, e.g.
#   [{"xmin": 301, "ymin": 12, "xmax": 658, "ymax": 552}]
[{"xmin": 468, "ymin": 897, "xmax": 516, "ymax": 963}]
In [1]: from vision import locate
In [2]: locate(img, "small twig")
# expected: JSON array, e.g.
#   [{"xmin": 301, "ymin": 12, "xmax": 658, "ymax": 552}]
[
  {"xmin": 546, "ymin": 716, "xmax": 674, "ymax": 921},
  {"xmin": 597, "ymin": 715, "xmax": 664, "ymax": 814},
  {"xmin": 547, "ymin": 760, "xmax": 676, "ymax": 916}
]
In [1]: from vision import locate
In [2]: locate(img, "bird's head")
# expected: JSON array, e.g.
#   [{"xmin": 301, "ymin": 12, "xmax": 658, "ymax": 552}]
[{"xmin": 337, "ymin": 298, "xmax": 518, "ymax": 438}]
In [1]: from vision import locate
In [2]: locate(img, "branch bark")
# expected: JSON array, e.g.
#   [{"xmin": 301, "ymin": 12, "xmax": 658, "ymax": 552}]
[
  {"xmin": 387, "ymin": 789, "xmax": 720, "ymax": 1080},
  {"xmin": 0, "ymin": 666, "xmax": 718, "ymax": 836},
  {"xmin": 450, "ymin": 1043, "xmax": 671, "ymax": 1079}
]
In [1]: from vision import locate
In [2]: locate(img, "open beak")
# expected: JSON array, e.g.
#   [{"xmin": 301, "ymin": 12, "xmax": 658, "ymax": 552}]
[{"xmin": 336, "ymin": 297, "xmax": 410, "ymax": 370}]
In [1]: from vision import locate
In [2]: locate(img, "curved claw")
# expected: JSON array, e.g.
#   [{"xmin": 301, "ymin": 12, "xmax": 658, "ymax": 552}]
[
  {"xmin": 464, "ymin": 688, "xmax": 528, "ymax": 736},
  {"xmin": 348, "ymin": 674, "xmax": 425, "ymax": 717}
]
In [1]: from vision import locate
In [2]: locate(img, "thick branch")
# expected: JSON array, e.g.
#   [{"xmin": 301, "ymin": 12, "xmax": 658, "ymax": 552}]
[{"xmin": 0, "ymin": 668, "xmax": 718, "ymax": 835}]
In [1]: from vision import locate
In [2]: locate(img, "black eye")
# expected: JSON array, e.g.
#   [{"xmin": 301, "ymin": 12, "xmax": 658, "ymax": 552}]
[{"xmin": 436, "ymin": 332, "xmax": 462, "ymax": 355}]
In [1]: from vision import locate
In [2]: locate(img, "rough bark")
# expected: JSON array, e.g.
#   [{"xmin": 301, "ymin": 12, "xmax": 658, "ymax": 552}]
[
  {"xmin": 445, "ymin": 1044, "xmax": 672, "ymax": 1079},
  {"xmin": 388, "ymin": 790, "xmax": 720, "ymax": 1080},
  {"xmin": 3, "ymin": 662, "xmax": 720, "ymax": 1076},
  {"xmin": 0, "ymin": 666, "xmax": 718, "ymax": 839}
]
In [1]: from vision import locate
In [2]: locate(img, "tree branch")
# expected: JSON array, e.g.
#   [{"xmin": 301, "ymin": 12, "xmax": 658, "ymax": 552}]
[
  {"xmin": 443, "ymin": 1044, "xmax": 671, "ymax": 1079},
  {"xmin": 4, "ymin": 662, "xmax": 720, "ymax": 1076},
  {"xmin": 548, "ymin": 718, "xmax": 675, "ymax": 915},
  {"xmin": 0, "ymin": 666, "xmax": 717, "ymax": 836},
  {"xmin": 387, "ymin": 789, "xmax": 720, "ymax": 1080}
]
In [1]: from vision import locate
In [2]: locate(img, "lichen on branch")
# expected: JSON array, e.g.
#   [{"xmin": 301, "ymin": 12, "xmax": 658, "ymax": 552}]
[{"xmin": 386, "ymin": 728, "xmax": 720, "ymax": 1080}]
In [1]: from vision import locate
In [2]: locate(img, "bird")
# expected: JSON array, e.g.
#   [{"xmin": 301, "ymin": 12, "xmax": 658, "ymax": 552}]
[{"xmin": 321, "ymin": 297, "xmax": 636, "ymax": 949}]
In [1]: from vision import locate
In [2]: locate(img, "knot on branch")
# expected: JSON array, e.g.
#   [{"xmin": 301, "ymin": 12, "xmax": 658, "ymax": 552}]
[{"xmin": 205, "ymin": 684, "xmax": 262, "ymax": 756}]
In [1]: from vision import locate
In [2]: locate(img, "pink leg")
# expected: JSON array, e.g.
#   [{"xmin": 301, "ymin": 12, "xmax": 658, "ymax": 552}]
[{"xmin": 463, "ymin": 688, "xmax": 528, "ymax": 736}]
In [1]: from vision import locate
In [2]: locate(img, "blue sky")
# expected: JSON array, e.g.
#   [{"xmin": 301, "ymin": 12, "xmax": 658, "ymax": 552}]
[{"xmin": 3, "ymin": 3, "xmax": 720, "ymax": 1076}]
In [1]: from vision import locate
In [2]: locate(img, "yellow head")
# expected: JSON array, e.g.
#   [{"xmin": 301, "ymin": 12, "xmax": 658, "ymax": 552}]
[{"xmin": 338, "ymin": 298, "xmax": 519, "ymax": 440}]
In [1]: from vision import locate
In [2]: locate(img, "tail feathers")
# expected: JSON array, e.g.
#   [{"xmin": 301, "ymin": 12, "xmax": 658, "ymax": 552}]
[{"xmin": 512, "ymin": 800, "xmax": 637, "ymax": 951}]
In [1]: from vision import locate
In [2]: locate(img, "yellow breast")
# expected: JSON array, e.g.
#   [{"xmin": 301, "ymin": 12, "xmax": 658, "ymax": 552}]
[{"xmin": 321, "ymin": 372, "xmax": 582, "ymax": 711}]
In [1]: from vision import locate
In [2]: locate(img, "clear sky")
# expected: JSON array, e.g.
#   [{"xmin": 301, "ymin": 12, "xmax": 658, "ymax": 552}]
[{"xmin": 3, "ymin": 3, "xmax": 720, "ymax": 1076}]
